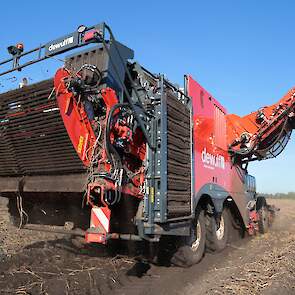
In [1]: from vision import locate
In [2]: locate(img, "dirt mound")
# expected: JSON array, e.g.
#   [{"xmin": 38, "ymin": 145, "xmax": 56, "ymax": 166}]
[{"xmin": 0, "ymin": 239, "xmax": 136, "ymax": 295}]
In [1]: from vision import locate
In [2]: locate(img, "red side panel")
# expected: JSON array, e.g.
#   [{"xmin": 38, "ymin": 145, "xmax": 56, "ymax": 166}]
[
  {"xmin": 187, "ymin": 76, "xmax": 231, "ymax": 193},
  {"xmin": 54, "ymin": 68, "xmax": 96, "ymax": 166}
]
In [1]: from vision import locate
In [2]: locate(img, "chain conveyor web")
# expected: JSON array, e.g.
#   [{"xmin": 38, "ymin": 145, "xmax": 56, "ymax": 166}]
[{"xmin": 0, "ymin": 79, "xmax": 86, "ymax": 177}]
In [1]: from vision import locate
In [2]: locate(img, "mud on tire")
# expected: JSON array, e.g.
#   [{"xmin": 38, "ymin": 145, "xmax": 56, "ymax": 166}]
[
  {"xmin": 205, "ymin": 208, "xmax": 230, "ymax": 253},
  {"xmin": 258, "ymin": 206, "xmax": 269, "ymax": 234},
  {"xmin": 170, "ymin": 209, "xmax": 206, "ymax": 267},
  {"xmin": 256, "ymin": 196, "xmax": 270, "ymax": 234}
]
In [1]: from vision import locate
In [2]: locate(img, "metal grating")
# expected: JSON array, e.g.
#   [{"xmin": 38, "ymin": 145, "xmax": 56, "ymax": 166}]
[
  {"xmin": 0, "ymin": 79, "xmax": 86, "ymax": 177},
  {"xmin": 166, "ymin": 94, "xmax": 191, "ymax": 217}
]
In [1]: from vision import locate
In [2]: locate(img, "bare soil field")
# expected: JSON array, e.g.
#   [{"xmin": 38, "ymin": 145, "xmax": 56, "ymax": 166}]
[{"xmin": 0, "ymin": 197, "xmax": 295, "ymax": 295}]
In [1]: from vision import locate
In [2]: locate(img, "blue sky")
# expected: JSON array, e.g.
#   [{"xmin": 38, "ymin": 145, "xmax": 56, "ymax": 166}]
[{"xmin": 0, "ymin": 0, "xmax": 294, "ymax": 193}]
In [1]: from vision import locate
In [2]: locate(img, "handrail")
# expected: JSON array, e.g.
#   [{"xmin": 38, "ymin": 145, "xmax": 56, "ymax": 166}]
[{"xmin": 0, "ymin": 23, "xmax": 105, "ymax": 77}]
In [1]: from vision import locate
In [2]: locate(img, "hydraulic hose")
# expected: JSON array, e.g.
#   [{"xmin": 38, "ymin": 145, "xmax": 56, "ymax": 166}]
[{"xmin": 105, "ymin": 103, "xmax": 129, "ymax": 173}]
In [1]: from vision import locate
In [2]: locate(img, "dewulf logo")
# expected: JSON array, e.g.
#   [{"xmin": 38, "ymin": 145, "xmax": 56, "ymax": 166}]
[
  {"xmin": 48, "ymin": 36, "xmax": 74, "ymax": 52},
  {"xmin": 201, "ymin": 148, "xmax": 225, "ymax": 170}
]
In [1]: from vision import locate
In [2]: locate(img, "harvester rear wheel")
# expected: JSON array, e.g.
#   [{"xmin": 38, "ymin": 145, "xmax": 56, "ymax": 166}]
[
  {"xmin": 205, "ymin": 208, "xmax": 230, "ymax": 253},
  {"xmin": 170, "ymin": 208, "xmax": 206, "ymax": 267}
]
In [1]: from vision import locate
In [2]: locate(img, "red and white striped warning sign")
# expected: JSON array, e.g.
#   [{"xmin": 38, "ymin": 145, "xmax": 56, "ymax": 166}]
[{"xmin": 90, "ymin": 207, "xmax": 111, "ymax": 233}]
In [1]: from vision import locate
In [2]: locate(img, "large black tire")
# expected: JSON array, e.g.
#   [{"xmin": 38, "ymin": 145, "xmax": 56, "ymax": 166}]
[
  {"xmin": 170, "ymin": 209, "xmax": 206, "ymax": 267},
  {"xmin": 258, "ymin": 206, "xmax": 269, "ymax": 234},
  {"xmin": 256, "ymin": 196, "xmax": 270, "ymax": 234},
  {"xmin": 205, "ymin": 208, "xmax": 230, "ymax": 253}
]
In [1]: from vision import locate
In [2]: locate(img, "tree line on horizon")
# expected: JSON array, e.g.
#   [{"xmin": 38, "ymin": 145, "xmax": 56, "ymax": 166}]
[{"xmin": 262, "ymin": 192, "xmax": 295, "ymax": 199}]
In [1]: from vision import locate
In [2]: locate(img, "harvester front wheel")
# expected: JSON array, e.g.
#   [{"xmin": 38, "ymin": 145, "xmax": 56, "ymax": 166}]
[
  {"xmin": 170, "ymin": 208, "xmax": 206, "ymax": 267},
  {"xmin": 205, "ymin": 208, "xmax": 230, "ymax": 253}
]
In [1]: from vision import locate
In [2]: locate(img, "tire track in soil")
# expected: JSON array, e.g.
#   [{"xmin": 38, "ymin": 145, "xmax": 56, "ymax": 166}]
[{"xmin": 0, "ymin": 198, "xmax": 295, "ymax": 295}]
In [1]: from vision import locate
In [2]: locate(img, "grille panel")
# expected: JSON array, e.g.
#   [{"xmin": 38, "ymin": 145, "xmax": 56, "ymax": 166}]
[
  {"xmin": 166, "ymin": 94, "xmax": 191, "ymax": 218},
  {"xmin": 0, "ymin": 79, "xmax": 86, "ymax": 177}
]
